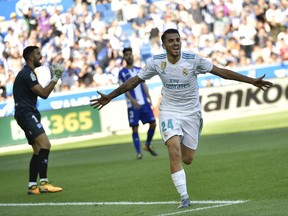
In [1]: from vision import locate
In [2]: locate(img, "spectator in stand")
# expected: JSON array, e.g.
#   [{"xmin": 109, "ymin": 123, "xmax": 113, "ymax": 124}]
[
  {"xmin": 255, "ymin": 27, "xmax": 269, "ymax": 48},
  {"xmin": 93, "ymin": 65, "xmax": 111, "ymax": 87},
  {"xmin": 131, "ymin": 7, "xmax": 149, "ymax": 34},
  {"xmin": 111, "ymin": 0, "xmax": 124, "ymax": 22},
  {"xmin": 22, "ymin": 7, "xmax": 38, "ymax": 38},
  {"xmin": 201, "ymin": 0, "xmax": 215, "ymax": 33},
  {"xmin": 38, "ymin": 9, "xmax": 51, "ymax": 46},
  {"xmin": 237, "ymin": 16, "xmax": 257, "ymax": 59},
  {"xmin": 90, "ymin": 12, "xmax": 106, "ymax": 36},
  {"xmin": 214, "ymin": 0, "xmax": 230, "ymax": 17},
  {"xmin": 9, "ymin": 45, "xmax": 23, "ymax": 74},
  {"xmin": 122, "ymin": 0, "xmax": 140, "ymax": 22},
  {"xmin": 253, "ymin": 0, "xmax": 269, "ymax": 24},
  {"xmin": 262, "ymin": 37, "xmax": 279, "ymax": 63},
  {"xmin": 5, "ymin": 71, "xmax": 14, "ymax": 99},
  {"xmin": 0, "ymin": 62, "xmax": 7, "ymax": 100},
  {"xmin": 198, "ymin": 23, "xmax": 215, "ymax": 49},
  {"xmin": 62, "ymin": 13, "xmax": 77, "ymax": 48},
  {"xmin": 189, "ymin": 0, "xmax": 204, "ymax": 39},
  {"xmin": 226, "ymin": 37, "xmax": 241, "ymax": 62},
  {"xmin": 213, "ymin": 8, "xmax": 230, "ymax": 40},
  {"xmin": 8, "ymin": 12, "xmax": 27, "ymax": 39},
  {"xmin": 147, "ymin": 3, "xmax": 163, "ymax": 32},
  {"xmin": 61, "ymin": 66, "xmax": 79, "ymax": 91},
  {"xmin": 49, "ymin": 6, "xmax": 64, "ymax": 36},
  {"xmin": 265, "ymin": 1, "xmax": 285, "ymax": 41},
  {"xmin": 78, "ymin": 63, "xmax": 94, "ymax": 88},
  {"xmin": 4, "ymin": 28, "xmax": 18, "ymax": 48},
  {"xmin": 278, "ymin": 33, "xmax": 288, "ymax": 61}
]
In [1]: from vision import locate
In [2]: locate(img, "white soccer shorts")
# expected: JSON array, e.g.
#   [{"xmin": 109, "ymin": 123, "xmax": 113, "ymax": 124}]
[{"xmin": 159, "ymin": 111, "xmax": 203, "ymax": 150}]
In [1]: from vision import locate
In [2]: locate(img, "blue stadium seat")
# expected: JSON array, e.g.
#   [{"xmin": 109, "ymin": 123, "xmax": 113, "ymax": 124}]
[
  {"xmin": 96, "ymin": 3, "xmax": 111, "ymax": 14},
  {"xmin": 103, "ymin": 10, "xmax": 115, "ymax": 24},
  {"xmin": 121, "ymin": 23, "xmax": 134, "ymax": 38},
  {"xmin": 123, "ymin": 39, "xmax": 131, "ymax": 48},
  {"xmin": 140, "ymin": 43, "xmax": 152, "ymax": 61}
]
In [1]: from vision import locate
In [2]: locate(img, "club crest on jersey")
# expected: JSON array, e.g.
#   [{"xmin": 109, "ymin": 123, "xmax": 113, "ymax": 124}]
[
  {"xmin": 163, "ymin": 131, "xmax": 168, "ymax": 139},
  {"xmin": 161, "ymin": 62, "xmax": 166, "ymax": 74},
  {"xmin": 182, "ymin": 68, "xmax": 188, "ymax": 76},
  {"xmin": 30, "ymin": 72, "xmax": 36, "ymax": 81}
]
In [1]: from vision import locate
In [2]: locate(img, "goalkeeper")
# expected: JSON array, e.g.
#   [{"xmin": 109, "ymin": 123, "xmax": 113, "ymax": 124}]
[{"xmin": 13, "ymin": 46, "xmax": 64, "ymax": 195}]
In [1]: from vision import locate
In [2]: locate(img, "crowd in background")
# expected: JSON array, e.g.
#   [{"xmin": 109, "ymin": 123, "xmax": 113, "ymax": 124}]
[{"xmin": 0, "ymin": 0, "xmax": 288, "ymax": 102}]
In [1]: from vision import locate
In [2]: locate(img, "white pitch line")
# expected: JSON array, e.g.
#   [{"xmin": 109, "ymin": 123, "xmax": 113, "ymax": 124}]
[
  {"xmin": 157, "ymin": 200, "xmax": 248, "ymax": 216},
  {"xmin": 0, "ymin": 200, "xmax": 247, "ymax": 207}
]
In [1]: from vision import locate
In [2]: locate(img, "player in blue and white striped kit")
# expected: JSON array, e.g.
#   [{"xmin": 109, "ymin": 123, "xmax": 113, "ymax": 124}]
[{"xmin": 118, "ymin": 47, "xmax": 158, "ymax": 160}]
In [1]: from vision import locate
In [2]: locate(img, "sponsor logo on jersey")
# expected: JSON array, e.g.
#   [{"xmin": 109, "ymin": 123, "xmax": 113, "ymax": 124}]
[
  {"xmin": 163, "ymin": 131, "xmax": 168, "ymax": 139},
  {"xmin": 30, "ymin": 72, "xmax": 37, "ymax": 81},
  {"xmin": 182, "ymin": 68, "xmax": 188, "ymax": 76}
]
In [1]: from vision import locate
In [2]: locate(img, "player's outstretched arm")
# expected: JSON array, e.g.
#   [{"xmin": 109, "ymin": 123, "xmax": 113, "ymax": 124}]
[
  {"xmin": 90, "ymin": 75, "xmax": 143, "ymax": 110},
  {"xmin": 210, "ymin": 65, "xmax": 273, "ymax": 91}
]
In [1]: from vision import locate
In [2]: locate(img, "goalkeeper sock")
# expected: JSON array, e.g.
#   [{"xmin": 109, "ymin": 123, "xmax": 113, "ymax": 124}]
[
  {"xmin": 29, "ymin": 154, "xmax": 39, "ymax": 183},
  {"xmin": 132, "ymin": 132, "xmax": 141, "ymax": 154},
  {"xmin": 38, "ymin": 149, "xmax": 50, "ymax": 179}
]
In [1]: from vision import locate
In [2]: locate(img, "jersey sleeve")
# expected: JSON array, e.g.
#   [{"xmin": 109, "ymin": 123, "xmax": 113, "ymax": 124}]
[
  {"xmin": 118, "ymin": 70, "xmax": 125, "ymax": 85},
  {"xmin": 138, "ymin": 58, "xmax": 157, "ymax": 80},
  {"xmin": 195, "ymin": 56, "xmax": 213, "ymax": 75},
  {"xmin": 26, "ymin": 71, "xmax": 39, "ymax": 88}
]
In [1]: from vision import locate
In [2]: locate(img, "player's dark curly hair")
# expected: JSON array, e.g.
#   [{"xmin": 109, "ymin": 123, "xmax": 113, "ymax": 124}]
[
  {"xmin": 23, "ymin": 46, "xmax": 39, "ymax": 61},
  {"xmin": 161, "ymin": 29, "xmax": 180, "ymax": 43}
]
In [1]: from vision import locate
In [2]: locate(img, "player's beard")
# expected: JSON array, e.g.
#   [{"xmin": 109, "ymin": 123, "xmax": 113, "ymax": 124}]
[
  {"xmin": 171, "ymin": 46, "xmax": 180, "ymax": 56},
  {"xmin": 126, "ymin": 58, "xmax": 133, "ymax": 66},
  {"xmin": 34, "ymin": 59, "xmax": 42, "ymax": 68}
]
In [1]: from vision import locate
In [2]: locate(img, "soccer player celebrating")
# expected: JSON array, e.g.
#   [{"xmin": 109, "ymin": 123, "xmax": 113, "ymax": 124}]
[
  {"xmin": 119, "ymin": 47, "xmax": 157, "ymax": 160},
  {"xmin": 13, "ymin": 46, "xmax": 64, "ymax": 194},
  {"xmin": 90, "ymin": 29, "xmax": 273, "ymax": 208}
]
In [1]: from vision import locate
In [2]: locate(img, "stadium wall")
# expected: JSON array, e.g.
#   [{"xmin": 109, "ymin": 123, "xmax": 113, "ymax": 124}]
[{"xmin": 0, "ymin": 63, "xmax": 287, "ymax": 147}]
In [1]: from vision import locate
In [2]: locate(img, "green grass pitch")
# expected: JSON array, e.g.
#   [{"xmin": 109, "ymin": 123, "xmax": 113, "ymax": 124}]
[{"xmin": 0, "ymin": 111, "xmax": 287, "ymax": 216}]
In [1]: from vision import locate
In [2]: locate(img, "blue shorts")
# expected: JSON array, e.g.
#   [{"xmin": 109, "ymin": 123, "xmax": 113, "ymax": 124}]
[
  {"xmin": 127, "ymin": 103, "xmax": 156, "ymax": 127},
  {"xmin": 15, "ymin": 111, "xmax": 45, "ymax": 145}
]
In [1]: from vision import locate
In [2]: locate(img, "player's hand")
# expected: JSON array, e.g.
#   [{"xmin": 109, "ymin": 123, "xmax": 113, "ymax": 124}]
[
  {"xmin": 51, "ymin": 63, "xmax": 64, "ymax": 82},
  {"xmin": 131, "ymin": 99, "xmax": 141, "ymax": 109},
  {"xmin": 253, "ymin": 74, "xmax": 273, "ymax": 91},
  {"xmin": 90, "ymin": 91, "xmax": 111, "ymax": 110}
]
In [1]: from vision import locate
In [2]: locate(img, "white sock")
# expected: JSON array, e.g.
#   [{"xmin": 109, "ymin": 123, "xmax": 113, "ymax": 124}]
[
  {"xmin": 171, "ymin": 169, "xmax": 189, "ymax": 199},
  {"xmin": 40, "ymin": 178, "xmax": 49, "ymax": 183},
  {"xmin": 29, "ymin": 182, "xmax": 37, "ymax": 187}
]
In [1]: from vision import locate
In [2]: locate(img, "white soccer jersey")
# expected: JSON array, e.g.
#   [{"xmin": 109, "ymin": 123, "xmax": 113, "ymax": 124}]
[{"xmin": 138, "ymin": 51, "xmax": 213, "ymax": 114}]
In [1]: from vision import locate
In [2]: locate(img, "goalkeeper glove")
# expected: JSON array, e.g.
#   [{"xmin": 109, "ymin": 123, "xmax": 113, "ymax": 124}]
[{"xmin": 51, "ymin": 63, "xmax": 64, "ymax": 83}]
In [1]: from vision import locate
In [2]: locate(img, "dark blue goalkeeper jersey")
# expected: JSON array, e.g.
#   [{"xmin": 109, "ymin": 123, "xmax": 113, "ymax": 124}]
[{"xmin": 13, "ymin": 65, "xmax": 39, "ymax": 117}]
